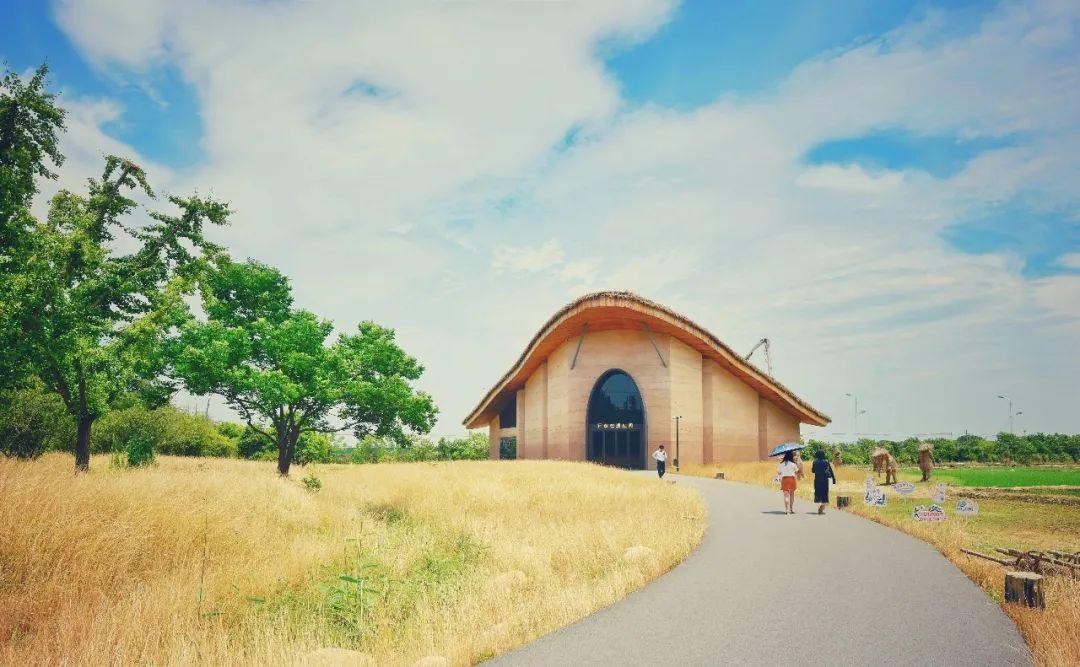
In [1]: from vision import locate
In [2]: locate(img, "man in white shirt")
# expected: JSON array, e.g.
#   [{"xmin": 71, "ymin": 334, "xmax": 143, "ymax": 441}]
[{"xmin": 653, "ymin": 444, "xmax": 668, "ymax": 478}]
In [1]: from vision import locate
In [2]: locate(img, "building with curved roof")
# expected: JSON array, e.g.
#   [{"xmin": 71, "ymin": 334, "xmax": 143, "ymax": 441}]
[{"xmin": 464, "ymin": 292, "xmax": 829, "ymax": 469}]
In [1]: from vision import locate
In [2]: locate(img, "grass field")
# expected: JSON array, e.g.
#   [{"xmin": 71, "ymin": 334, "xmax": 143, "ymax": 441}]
[
  {"xmin": 0, "ymin": 455, "xmax": 705, "ymax": 666},
  {"xmin": 682, "ymin": 461, "xmax": 1080, "ymax": 667},
  {"xmin": 914, "ymin": 466, "xmax": 1080, "ymax": 488}
]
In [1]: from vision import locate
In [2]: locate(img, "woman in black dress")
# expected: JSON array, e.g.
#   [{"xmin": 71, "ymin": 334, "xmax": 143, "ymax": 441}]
[{"xmin": 811, "ymin": 449, "xmax": 836, "ymax": 514}]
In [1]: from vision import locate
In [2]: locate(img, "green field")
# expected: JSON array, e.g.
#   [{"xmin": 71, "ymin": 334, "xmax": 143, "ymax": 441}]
[{"xmin": 904, "ymin": 466, "xmax": 1080, "ymax": 488}]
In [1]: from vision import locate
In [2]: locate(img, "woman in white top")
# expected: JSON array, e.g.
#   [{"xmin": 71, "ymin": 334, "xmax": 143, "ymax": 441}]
[
  {"xmin": 653, "ymin": 444, "xmax": 668, "ymax": 479},
  {"xmin": 777, "ymin": 450, "xmax": 800, "ymax": 514}
]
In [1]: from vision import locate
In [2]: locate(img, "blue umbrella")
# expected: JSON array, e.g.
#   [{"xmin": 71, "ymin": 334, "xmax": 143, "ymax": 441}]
[{"xmin": 768, "ymin": 441, "xmax": 807, "ymax": 457}]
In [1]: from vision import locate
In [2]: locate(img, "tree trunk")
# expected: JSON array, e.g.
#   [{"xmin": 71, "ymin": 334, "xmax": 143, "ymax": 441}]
[
  {"xmin": 1004, "ymin": 572, "xmax": 1044, "ymax": 609},
  {"xmin": 277, "ymin": 435, "xmax": 291, "ymax": 477},
  {"xmin": 75, "ymin": 414, "xmax": 93, "ymax": 473}
]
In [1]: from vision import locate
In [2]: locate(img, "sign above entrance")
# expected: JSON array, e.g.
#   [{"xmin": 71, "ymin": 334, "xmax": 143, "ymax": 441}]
[{"xmin": 595, "ymin": 422, "xmax": 639, "ymax": 430}]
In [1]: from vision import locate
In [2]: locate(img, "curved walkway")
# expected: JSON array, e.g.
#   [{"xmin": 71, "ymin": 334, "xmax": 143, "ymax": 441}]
[{"xmin": 496, "ymin": 473, "xmax": 1030, "ymax": 666}]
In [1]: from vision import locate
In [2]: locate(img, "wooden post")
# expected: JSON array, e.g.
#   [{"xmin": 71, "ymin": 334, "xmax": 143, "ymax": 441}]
[
  {"xmin": 1004, "ymin": 572, "xmax": 1045, "ymax": 609},
  {"xmin": 837, "ymin": 496, "xmax": 851, "ymax": 509},
  {"xmin": 714, "ymin": 472, "xmax": 725, "ymax": 480}
]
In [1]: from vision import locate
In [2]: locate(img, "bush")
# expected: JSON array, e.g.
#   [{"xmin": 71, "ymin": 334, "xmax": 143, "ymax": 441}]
[
  {"xmin": 351, "ymin": 435, "xmax": 388, "ymax": 463},
  {"xmin": 825, "ymin": 432, "xmax": 1079, "ymax": 465},
  {"xmin": 233, "ymin": 425, "xmax": 273, "ymax": 459},
  {"xmin": 300, "ymin": 471, "xmax": 322, "ymax": 492},
  {"xmin": 93, "ymin": 406, "xmax": 237, "ymax": 458},
  {"xmin": 216, "ymin": 422, "xmax": 245, "ymax": 440},
  {"xmin": 348, "ymin": 432, "xmax": 488, "ymax": 464},
  {"xmin": 125, "ymin": 433, "xmax": 156, "ymax": 467},
  {"xmin": 295, "ymin": 432, "xmax": 338, "ymax": 465},
  {"xmin": 437, "ymin": 432, "xmax": 488, "ymax": 461},
  {"xmin": 0, "ymin": 384, "xmax": 75, "ymax": 458}
]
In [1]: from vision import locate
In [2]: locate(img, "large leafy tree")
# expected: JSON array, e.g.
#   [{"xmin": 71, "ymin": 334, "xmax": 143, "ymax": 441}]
[
  {"xmin": 16, "ymin": 156, "xmax": 227, "ymax": 471},
  {"xmin": 171, "ymin": 259, "xmax": 438, "ymax": 476},
  {"xmin": 0, "ymin": 65, "xmax": 66, "ymax": 390}
]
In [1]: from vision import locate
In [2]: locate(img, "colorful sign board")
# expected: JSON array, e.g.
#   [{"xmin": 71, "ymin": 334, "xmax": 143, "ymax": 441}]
[
  {"xmin": 894, "ymin": 481, "xmax": 916, "ymax": 496},
  {"xmin": 913, "ymin": 504, "xmax": 947, "ymax": 522},
  {"xmin": 956, "ymin": 499, "xmax": 979, "ymax": 516},
  {"xmin": 864, "ymin": 487, "xmax": 886, "ymax": 507}
]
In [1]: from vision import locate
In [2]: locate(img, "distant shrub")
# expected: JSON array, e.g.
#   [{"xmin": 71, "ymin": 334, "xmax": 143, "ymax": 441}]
[
  {"xmin": 232, "ymin": 425, "xmax": 273, "ymax": 459},
  {"xmin": 820, "ymin": 432, "xmax": 1080, "ymax": 465},
  {"xmin": 125, "ymin": 433, "xmax": 156, "ymax": 467},
  {"xmin": 94, "ymin": 406, "xmax": 236, "ymax": 458},
  {"xmin": 301, "ymin": 472, "xmax": 322, "ymax": 492},
  {"xmin": 295, "ymin": 432, "xmax": 338, "ymax": 465},
  {"xmin": 351, "ymin": 435, "xmax": 389, "ymax": 463},
  {"xmin": 0, "ymin": 384, "xmax": 75, "ymax": 458},
  {"xmin": 436, "ymin": 432, "xmax": 488, "ymax": 461},
  {"xmin": 349, "ymin": 432, "xmax": 488, "ymax": 464},
  {"xmin": 216, "ymin": 422, "xmax": 245, "ymax": 440}
]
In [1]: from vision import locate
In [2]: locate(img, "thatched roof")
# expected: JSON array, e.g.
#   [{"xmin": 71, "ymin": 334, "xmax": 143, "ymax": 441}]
[{"xmin": 463, "ymin": 291, "xmax": 830, "ymax": 429}]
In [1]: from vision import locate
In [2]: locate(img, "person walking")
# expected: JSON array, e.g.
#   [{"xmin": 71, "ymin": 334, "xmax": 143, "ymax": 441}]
[
  {"xmin": 777, "ymin": 450, "xmax": 799, "ymax": 514},
  {"xmin": 811, "ymin": 449, "xmax": 837, "ymax": 514},
  {"xmin": 653, "ymin": 444, "xmax": 668, "ymax": 479}
]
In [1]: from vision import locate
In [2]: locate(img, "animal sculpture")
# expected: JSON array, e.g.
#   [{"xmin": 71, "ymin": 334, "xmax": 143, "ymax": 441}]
[
  {"xmin": 918, "ymin": 442, "xmax": 934, "ymax": 482},
  {"xmin": 871, "ymin": 447, "xmax": 898, "ymax": 485}
]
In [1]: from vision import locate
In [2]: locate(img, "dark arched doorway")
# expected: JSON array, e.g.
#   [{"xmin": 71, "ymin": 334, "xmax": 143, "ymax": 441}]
[{"xmin": 587, "ymin": 370, "xmax": 646, "ymax": 469}]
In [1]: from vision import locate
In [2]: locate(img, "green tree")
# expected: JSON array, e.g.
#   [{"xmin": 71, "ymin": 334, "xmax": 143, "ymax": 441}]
[
  {"xmin": 14, "ymin": 157, "xmax": 226, "ymax": 471},
  {"xmin": 170, "ymin": 259, "xmax": 438, "ymax": 476},
  {"xmin": 0, "ymin": 65, "xmax": 66, "ymax": 390}
]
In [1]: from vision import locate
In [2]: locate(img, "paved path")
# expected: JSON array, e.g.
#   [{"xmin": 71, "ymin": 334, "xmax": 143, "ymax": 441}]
[{"xmin": 496, "ymin": 473, "xmax": 1030, "ymax": 666}]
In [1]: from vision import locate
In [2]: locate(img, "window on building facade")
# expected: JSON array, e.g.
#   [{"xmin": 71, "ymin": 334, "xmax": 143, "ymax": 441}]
[
  {"xmin": 499, "ymin": 395, "xmax": 517, "ymax": 428},
  {"xmin": 499, "ymin": 437, "xmax": 517, "ymax": 460}
]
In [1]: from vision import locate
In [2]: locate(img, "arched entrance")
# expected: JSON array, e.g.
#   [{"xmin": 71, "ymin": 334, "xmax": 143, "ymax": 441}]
[{"xmin": 587, "ymin": 369, "xmax": 646, "ymax": 469}]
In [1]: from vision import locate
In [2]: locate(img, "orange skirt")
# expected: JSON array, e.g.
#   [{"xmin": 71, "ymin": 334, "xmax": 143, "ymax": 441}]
[{"xmin": 780, "ymin": 476, "xmax": 797, "ymax": 492}]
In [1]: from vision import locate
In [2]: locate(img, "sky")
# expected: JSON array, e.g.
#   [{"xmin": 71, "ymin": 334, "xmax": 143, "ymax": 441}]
[{"xmin": 3, "ymin": 0, "xmax": 1078, "ymax": 441}]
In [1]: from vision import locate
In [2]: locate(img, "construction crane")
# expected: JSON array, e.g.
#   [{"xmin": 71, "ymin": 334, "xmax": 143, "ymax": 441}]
[{"xmin": 745, "ymin": 337, "xmax": 772, "ymax": 376}]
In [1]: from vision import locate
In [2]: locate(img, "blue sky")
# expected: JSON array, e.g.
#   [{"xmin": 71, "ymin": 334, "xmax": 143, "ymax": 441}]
[
  {"xmin": 4, "ymin": 0, "xmax": 1079, "ymax": 437},
  {"xmin": 6, "ymin": 0, "xmax": 1073, "ymax": 279},
  {"xmin": 1, "ymin": 0, "xmax": 203, "ymax": 168},
  {"xmin": 606, "ymin": 0, "xmax": 988, "ymax": 104}
]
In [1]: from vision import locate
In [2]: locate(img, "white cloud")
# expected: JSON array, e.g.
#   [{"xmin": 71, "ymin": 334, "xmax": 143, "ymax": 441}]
[
  {"xmin": 1034, "ymin": 274, "xmax": 1080, "ymax": 319},
  {"xmin": 492, "ymin": 240, "xmax": 565, "ymax": 274},
  {"xmin": 1059, "ymin": 253, "xmax": 1080, "ymax": 270},
  {"xmin": 50, "ymin": 0, "xmax": 1080, "ymax": 438},
  {"xmin": 795, "ymin": 164, "xmax": 905, "ymax": 193}
]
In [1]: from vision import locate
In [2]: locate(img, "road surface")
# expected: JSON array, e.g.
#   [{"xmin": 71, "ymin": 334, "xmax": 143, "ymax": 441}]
[{"xmin": 495, "ymin": 473, "xmax": 1030, "ymax": 666}]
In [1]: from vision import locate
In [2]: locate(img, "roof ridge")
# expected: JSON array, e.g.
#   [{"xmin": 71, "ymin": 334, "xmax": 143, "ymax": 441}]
[{"xmin": 463, "ymin": 291, "xmax": 830, "ymax": 427}]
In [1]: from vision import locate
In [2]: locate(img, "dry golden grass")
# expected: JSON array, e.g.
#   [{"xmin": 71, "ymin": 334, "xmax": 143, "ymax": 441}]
[
  {"xmin": 0, "ymin": 455, "xmax": 705, "ymax": 666},
  {"xmin": 683, "ymin": 460, "xmax": 1080, "ymax": 667}
]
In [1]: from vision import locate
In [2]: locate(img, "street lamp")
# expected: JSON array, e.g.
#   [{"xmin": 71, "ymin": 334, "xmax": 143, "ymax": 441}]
[
  {"xmin": 997, "ymin": 395, "xmax": 1017, "ymax": 434},
  {"xmin": 845, "ymin": 393, "xmax": 864, "ymax": 436},
  {"xmin": 673, "ymin": 415, "xmax": 682, "ymax": 472}
]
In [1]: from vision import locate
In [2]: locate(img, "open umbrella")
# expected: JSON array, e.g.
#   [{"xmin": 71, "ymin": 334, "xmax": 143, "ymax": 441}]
[{"xmin": 768, "ymin": 441, "xmax": 807, "ymax": 457}]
